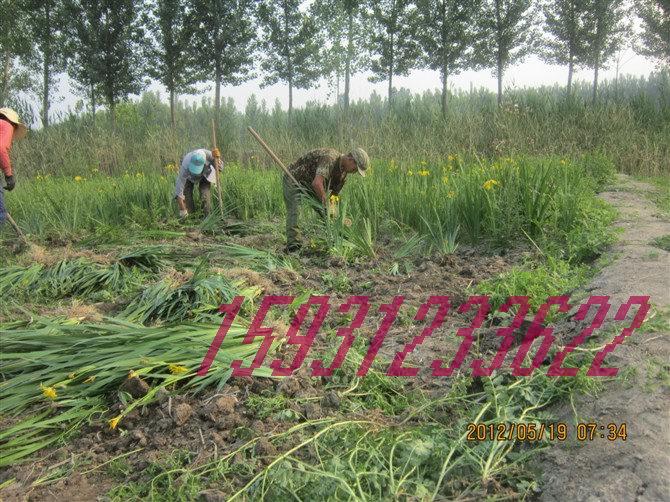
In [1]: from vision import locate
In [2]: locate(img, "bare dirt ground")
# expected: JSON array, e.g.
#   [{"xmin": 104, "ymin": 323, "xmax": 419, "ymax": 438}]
[{"xmin": 539, "ymin": 174, "xmax": 670, "ymax": 501}]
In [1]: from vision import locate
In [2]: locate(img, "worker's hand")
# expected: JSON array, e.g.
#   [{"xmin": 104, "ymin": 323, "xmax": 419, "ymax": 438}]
[
  {"xmin": 4, "ymin": 175, "xmax": 15, "ymax": 191},
  {"xmin": 212, "ymin": 147, "xmax": 221, "ymax": 159},
  {"xmin": 179, "ymin": 209, "xmax": 189, "ymax": 219}
]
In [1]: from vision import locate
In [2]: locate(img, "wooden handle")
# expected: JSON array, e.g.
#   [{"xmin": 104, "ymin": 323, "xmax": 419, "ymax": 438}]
[
  {"xmin": 247, "ymin": 126, "xmax": 300, "ymax": 188},
  {"xmin": 5, "ymin": 212, "xmax": 28, "ymax": 245},
  {"xmin": 211, "ymin": 119, "xmax": 224, "ymax": 219}
]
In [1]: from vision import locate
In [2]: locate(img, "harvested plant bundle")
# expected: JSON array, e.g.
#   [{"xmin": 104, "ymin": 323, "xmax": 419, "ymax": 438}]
[{"xmin": 0, "ymin": 316, "xmax": 273, "ymax": 465}]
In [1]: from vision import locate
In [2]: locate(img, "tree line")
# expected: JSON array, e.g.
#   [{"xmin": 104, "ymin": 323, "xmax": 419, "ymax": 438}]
[{"xmin": 1, "ymin": 0, "xmax": 668, "ymax": 128}]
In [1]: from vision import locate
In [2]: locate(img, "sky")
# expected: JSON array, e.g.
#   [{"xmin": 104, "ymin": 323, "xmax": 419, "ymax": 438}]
[{"xmin": 42, "ymin": 48, "xmax": 657, "ymax": 126}]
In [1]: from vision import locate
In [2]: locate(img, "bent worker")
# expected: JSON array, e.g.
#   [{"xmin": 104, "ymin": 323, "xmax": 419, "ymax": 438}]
[
  {"xmin": 174, "ymin": 148, "xmax": 222, "ymax": 219},
  {"xmin": 0, "ymin": 108, "xmax": 28, "ymax": 226},
  {"xmin": 283, "ymin": 147, "xmax": 369, "ymax": 252}
]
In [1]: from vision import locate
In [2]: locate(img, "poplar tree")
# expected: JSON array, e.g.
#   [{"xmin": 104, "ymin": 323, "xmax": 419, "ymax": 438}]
[
  {"xmin": 312, "ymin": 0, "xmax": 367, "ymax": 109},
  {"xmin": 636, "ymin": 0, "xmax": 670, "ymax": 67},
  {"xmin": 367, "ymin": 0, "xmax": 421, "ymax": 104},
  {"xmin": 147, "ymin": 0, "xmax": 198, "ymax": 127},
  {"xmin": 257, "ymin": 0, "xmax": 323, "ymax": 117},
  {"xmin": 582, "ymin": 0, "xmax": 628, "ymax": 103},
  {"xmin": 474, "ymin": 0, "xmax": 540, "ymax": 105},
  {"xmin": 541, "ymin": 0, "xmax": 591, "ymax": 95},
  {"xmin": 190, "ymin": 0, "xmax": 257, "ymax": 116},
  {"xmin": 64, "ymin": 0, "xmax": 101, "ymax": 119},
  {"xmin": 25, "ymin": 0, "xmax": 68, "ymax": 128},
  {"xmin": 416, "ymin": 0, "xmax": 480, "ymax": 115},
  {"xmin": 0, "ymin": 0, "xmax": 34, "ymax": 105},
  {"xmin": 66, "ymin": 0, "xmax": 149, "ymax": 123}
]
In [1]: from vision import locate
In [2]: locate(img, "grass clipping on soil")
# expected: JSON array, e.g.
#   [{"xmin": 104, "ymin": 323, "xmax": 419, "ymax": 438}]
[{"xmin": 0, "ymin": 316, "xmax": 275, "ymax": 466}]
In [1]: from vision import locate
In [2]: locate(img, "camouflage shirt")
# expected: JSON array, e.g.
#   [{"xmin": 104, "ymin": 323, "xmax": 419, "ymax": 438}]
[{"xmin": 287, "ymin": 148, "xmax": 347, "ymax": 195}]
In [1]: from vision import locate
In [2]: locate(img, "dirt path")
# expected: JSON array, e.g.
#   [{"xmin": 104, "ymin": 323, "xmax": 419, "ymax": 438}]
[{"xmin": 539, "ymin": 174, "xmax": 670, "ymax": 501}]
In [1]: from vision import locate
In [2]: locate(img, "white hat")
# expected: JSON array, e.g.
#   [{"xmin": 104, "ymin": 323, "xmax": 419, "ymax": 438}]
[{"xmin": 0, "ymin": 108, "xmax": 28, "ymax": 140}]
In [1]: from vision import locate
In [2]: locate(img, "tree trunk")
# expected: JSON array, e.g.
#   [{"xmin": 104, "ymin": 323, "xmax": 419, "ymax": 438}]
[
  {"xmin": 170, "ymin": 87, "xmax": 176, "ymax": 129},
  {"xmin": 90, "ymin": 82, "xmax": 96, "ymax": 125},
  {"xmin": 214, "ymin": 67, "xmax": 221, "ymax": 117},
  {"xmin": 592, "ymin": 63, "xmax": 599, "ymax": 104},
  {"xmin": 495, "ymin": 0, "xmax": 503, "ymax": 105},
  {"xmin": 567, "ymin": 54, "xmax": 574, "ymax": 96},
  {"xmin": 1, "ymin": 51, "xmax": 10, "ymax": 103},
  {"xmin": 288, "ymin": 77, "xmax": 293, "ymax": 118},
  {"xmin": 388, "ymin": 32, "xmax": 395, "ymax": 104},
  {"xmin": 41, "ymin": 1, "xmax": 52, "ymax": 128},
  {"xmin": 283, "ymin": 0, "xmax": 293, "ymax": 119},
  {"xmin": 344, "ymin": 7, "xmax": 354, "ymax": 110},
  {"xmin": 42, "ymin": 55, "xmax": 50, "ymax": 128},
  {"xmin": 497, "ymin": 63, "xmax": 503, "ymax": 106},
  {"xmin": 110, "ymin": 100, "xmax": 116, "ymax": 130},
  {"xmin": 441, "ymin": 67, "xmax": 448, "ymax": 117}
]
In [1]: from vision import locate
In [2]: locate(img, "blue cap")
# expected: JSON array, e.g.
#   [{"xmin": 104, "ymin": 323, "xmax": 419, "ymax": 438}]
[{"xmin": 188, "ymin": 152, "xmax": 206, "ymax": 175}]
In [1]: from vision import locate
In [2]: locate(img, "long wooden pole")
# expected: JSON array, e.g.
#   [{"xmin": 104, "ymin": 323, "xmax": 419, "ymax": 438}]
[
  {"xmin": 247, "ymin": 126, "xmax": 300, "ymax": 188},
  {"xmin": 211, "ymin": 119, "xmax": 224, "ymax": 220},
  {"xmin": 5, "ymin": 211, "xmax": 29, "ymax": 246}
]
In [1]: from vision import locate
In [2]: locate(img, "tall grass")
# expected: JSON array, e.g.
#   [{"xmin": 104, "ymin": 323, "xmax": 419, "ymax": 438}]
[
  {"xmin": 2, "ymin": 154, "xmax": 615, "ymax": 264},
  {"xmin": 10, "ymin": 72, "xmax": 670, "ymax": 178}
]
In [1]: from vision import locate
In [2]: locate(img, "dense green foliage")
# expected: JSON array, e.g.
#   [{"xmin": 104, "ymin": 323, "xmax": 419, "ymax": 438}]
[{"xmin": 9, "ymin": 71, "xmax": 670, "ymax": 179}]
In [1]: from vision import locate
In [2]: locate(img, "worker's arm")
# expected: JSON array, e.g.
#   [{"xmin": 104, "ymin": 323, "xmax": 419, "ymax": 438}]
[
  {"xmin": 174, "ymin": 165, "xmax": 189, "ymax": 216},
  {"xmin": 312, "ymin": 174, "xmax": 328, "ymax": 206},
  {"xmin": 0, "ymin": 120, "xmax": 14, "ymax": 178}
]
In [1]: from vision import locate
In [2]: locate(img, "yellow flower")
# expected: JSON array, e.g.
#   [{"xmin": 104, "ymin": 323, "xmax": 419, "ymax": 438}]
[
  {"xmin": 448, "ymin": 191, "xmax": 455, "ymax": 198},
  {"xmin": 560, "ymin": 159, "xmax": 567, "ymax": 165},
  {"xmin": 407, "ymin": 170, "xmax": 414, "ymax": 176},
  {"xmin": 483, "ymin": 179, "xmax": 500, "ymax": 190},
  {"xmin": 447, "ymin": 155, "xmax": 455, "ymax": 162},
  {"xmin": 108, "ymin": 415, "xmax": 122, "ymax": 430},
  {"xmin": 168, "ymin": 364, "xmax": 188, "ymax": 375},
  {"xmin": 329, "ymin": 194, "xmax": 340, "ymax": 203},
  {"xmin": 442, "ymin": 176, "xmax": 449, "ymax": 185},
  {"xmin": 74, "ymin": 176, "xmax": 84, "ymax": 182},
  {"xmin": 41, "ymin": 385, "xmax": 57, "ymax": 399},
  {"xmin": 84, "ymin": 375, "xmax": 96, "ymax": 383},
  {"xmin": 418, "ymin": 169, "xmax": 430, "ymax": 177}
]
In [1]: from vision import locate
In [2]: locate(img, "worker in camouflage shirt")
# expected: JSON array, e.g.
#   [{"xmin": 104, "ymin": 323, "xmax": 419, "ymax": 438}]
[{"xmin": 283, "ymin": 147, "xmax": 369, "ymax": 252}]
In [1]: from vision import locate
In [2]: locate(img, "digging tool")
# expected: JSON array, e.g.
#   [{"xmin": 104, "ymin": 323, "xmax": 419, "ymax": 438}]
[
  {"xmin": 247, "ymin": 126, "xmax": 300, "ymax": 188},
  {"xmin": 4, "ymin": 211, "xmax": 29, "ymax": 247},
  {"xmin": 211, "ymin": 119, "xmax": 225, "ymax": 221}
]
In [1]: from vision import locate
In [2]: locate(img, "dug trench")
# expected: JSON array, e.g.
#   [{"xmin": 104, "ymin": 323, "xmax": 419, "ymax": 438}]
[{"xmin": 1, "ymin": 175, "xmax": 667, "ymax": 501}]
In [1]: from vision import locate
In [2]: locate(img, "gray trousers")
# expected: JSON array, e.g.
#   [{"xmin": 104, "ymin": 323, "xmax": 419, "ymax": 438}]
[
  {"xmin": 185, "ymin": 178, "xmax": 212, "ymax": 216},
  {"xmin": 282, "ymin": 176, "xmax": 325, "ymax": 246}
]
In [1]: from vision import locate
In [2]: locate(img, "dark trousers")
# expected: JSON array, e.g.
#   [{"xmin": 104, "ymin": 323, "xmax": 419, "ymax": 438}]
[
  {"xmin": 185, "ymin": 178, "xmax": 212, "ymax": 216},
  {"xmin": 0, "ymin": 186, "xmax": 5, "ymax": 225}
]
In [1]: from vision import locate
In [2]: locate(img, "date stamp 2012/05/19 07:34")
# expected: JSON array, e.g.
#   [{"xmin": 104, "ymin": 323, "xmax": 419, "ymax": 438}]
[{"xmin": 466, "ymin": 422, "xmax": 628, "ymax": 442}]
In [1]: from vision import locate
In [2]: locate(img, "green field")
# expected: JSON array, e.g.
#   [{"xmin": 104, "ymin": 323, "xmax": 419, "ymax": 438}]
[{"xmin": 1, "ymin": 78, "xmax": 668, "ymax": 500}]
